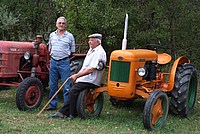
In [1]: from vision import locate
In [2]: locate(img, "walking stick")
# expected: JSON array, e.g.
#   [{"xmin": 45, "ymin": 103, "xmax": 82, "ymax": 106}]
[{"xmin": 37, "ymin": 77, "xmax": 70, "ymax": 116}]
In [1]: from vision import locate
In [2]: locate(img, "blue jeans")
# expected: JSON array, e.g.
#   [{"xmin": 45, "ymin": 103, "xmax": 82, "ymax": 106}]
[{"xmin": 49, "ymin": 58, "xmax": 71, "ymax": 109}]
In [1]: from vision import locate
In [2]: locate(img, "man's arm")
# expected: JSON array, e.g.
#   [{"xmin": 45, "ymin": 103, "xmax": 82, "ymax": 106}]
[
  {"xmin": 70, "ymin": 34, "xmax": 76, "ymax": 53},
  {"xmin": 70, "ymin": 67, "xmax": 95, "ymax": 82}
]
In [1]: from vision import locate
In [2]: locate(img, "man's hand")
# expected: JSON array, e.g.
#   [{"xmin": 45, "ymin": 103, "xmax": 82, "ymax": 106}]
[
  {"xmin": 69, "ymin": 74, "xmax": 79, "ymax": 82},
  {"xmin": 69, "ymin": 67, "xmax": 95, "ymax": 82},
  {"xmin": 69, "ymin": 52, "xmax": 74, "ymax": 58}
]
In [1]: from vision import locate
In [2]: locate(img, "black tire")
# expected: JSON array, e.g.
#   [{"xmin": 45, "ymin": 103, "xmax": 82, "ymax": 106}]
[
  {"xmin": 170, "ymin": 63, "xmax": 198, "ymax": 116},
  {"xmin": 16, "ymin": 77, "xmax": 44, "ymax": 111},
  {"xmin": 109, "ymin": 97, "xmax": 133, "ymax": 107},
  {"xmin": 76, "ymin": 89, "xmax": 104, "ymax": 119},
  {"xmin": 70, "ymin": 58, "xmax": 84, "ymax": 75},
  {"xmin": 143, "ymin": 90, "xmax": 169, "ymax": 130}
]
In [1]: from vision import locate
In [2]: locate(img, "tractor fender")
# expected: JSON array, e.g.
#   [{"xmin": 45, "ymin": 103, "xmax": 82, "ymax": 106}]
[
  {"xmin": 70, "ymin": 53, "xmax": 86, "ymax": 60},
  {"xmin": 168, "ymin": 56, "xmax": 189, "ymax": 91}
]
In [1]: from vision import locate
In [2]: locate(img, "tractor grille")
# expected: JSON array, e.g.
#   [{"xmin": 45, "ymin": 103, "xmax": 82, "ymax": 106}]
[{"xmin": 110, "ymin": 60, "xmax": 130, "ymax": 83}]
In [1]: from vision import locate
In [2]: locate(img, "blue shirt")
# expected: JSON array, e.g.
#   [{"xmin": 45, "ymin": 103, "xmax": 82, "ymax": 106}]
[{"xmin": 49, "ymin": 30, "xmax": 75, "ymax": 60}]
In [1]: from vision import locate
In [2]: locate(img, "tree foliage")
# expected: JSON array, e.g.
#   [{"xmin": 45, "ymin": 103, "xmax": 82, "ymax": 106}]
[
  {"xmin": 55, "ymin": 0, "xmax": 200, "ymax": 69},
  {"xmin": 0, "ymin": 0, "xmax": 57, "ymax": 41},
  {"xmin": 0, "ymin": 5, "xmax": 19, "ymax": 40},
  {"xmin": 0, "ymin": 0, "xmax": 200, "ymax": 70}
]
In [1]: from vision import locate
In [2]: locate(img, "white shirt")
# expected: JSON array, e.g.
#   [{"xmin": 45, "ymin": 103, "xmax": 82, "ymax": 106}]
[{"xmin": 76, "ymin": 45, "xmax": 107, "ymax": 86}]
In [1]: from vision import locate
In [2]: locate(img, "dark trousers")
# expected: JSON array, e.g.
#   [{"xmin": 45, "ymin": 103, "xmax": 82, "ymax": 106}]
[{"xmin": 59, "ymin": 82, "xmax": 98, "ymax": 116}]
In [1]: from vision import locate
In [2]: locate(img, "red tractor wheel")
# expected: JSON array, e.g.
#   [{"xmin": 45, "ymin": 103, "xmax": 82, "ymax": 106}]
[
  {"xmin": 16, "ymin": 77, "xmax": 44, "ymax": 111},
  {"xmin": 76, "ymin": 89, "xmax": 104, "ymax": 119},
  {"xmin": 143, "ymin": 90, "xmax": 169, "ymax": 130}
]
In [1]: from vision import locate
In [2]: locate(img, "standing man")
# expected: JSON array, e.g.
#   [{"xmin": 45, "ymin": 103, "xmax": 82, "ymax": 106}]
[
  {"xmin": 48, "ymin": 33, "xmax": 106, "ymax": 119},
  {"xmin": 46, "ymin": 16, "xmax": 75, "ymax": 110}
]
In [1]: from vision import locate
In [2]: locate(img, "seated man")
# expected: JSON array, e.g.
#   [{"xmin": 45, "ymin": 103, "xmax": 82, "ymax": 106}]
[{"xmin": 48, "ymin": 33, "xmax": 107, "ymax": 119}]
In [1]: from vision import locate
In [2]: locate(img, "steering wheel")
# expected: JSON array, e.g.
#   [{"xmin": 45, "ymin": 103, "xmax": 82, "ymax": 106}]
[
  {"xmin": 146, "ymin": 44, "xmax": 167, "ymax": 51},
  {"xmin": 96, "ymin": 61, "xmax": 106, "ymax": 71}
]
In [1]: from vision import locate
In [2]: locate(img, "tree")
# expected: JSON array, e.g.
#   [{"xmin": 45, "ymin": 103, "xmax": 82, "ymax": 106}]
[
  {"xmin": 0, "ymin": 5, "xmax": 19, "ymax": 40},
  {"xmin": 0, "ymin": 0, "xmax": 199, "ymax": 69},
  {"xmin": 0, "ymin": 0, "xmax": 58, "ymax": 41}
]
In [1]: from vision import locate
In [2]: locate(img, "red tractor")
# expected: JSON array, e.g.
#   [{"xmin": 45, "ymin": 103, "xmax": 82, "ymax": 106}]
[{"xmin": 0, "ymin": 35, "xmax": 85, "ymax": 110}]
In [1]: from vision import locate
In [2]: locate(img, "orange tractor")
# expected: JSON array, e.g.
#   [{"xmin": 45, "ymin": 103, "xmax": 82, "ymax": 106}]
[{"xmin": 74, "ymin": 14, "xmax": 198, "ymax": 130}]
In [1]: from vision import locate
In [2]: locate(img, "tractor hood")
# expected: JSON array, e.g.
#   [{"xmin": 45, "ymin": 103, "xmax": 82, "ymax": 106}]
[
  {"xmin": 0, "ymin": 41, "xmax": 35, "ymax": 54},
  {"xmin": 110, "ymin": 49, "xmax": 158, "ymax": 62}
]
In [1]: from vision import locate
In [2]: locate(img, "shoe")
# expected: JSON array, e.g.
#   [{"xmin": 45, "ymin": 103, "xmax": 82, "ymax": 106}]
[
  {"xmin": 48, "ymin": 112, "xmax": 64, "ymax": 118},
  {"xmin": 65, "ymin": 115, "xmax": 75, "ymax": 120},
  {"xmin": 45, "ymin": 107, "xmax": 57, "ymax": 111}
]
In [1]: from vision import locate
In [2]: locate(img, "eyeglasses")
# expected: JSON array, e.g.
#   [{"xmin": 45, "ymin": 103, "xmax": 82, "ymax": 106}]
[{"xmin": 58, "ymin": 22, "xmax": 66, "ymax": 25}]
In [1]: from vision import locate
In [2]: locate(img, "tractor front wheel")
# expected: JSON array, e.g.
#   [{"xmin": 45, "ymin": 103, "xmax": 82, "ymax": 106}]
[
  {"xmin": 16, "ymin": 77, "xmax": 44, "ymax": 111},
  {"xmin": 143, "ymin": 90, "xmax": 169, "ymax": 130},
  {"xmin": 76, "ymin": 89, "xmax": 104, "ymax": 119},
  {"xmin": 170, "ymin": 63, "xmax": 198, "ymax": 116}
]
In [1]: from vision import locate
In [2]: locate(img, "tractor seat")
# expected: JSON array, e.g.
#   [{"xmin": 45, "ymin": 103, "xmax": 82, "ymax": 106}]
[{"xmin": 157, "ymin": 53, "xmax": 172, "ymax": 64}]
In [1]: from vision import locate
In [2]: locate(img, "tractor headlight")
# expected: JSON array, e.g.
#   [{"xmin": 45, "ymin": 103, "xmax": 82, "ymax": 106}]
[
  {"xmin": 24, "ymin": 51, "xmax": 31, "ymax": 60},
  {"xmin": 138, "ymin": 67, "xmax": 147, "ymax": 77}
]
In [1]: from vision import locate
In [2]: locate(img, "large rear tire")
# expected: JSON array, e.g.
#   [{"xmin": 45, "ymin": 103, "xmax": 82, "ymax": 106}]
[
  {"xmin": 76, "ymin": 89, "xmax": 104, "ymax": 119},
  {"xmin": 70, "ymin": 58, "xmax": 84, "ymax": 75},
  {"xmin": 143, "ymin": 90, "xmax": 169, "ymax": 130},
  {"xmin": 16, "ymin": 77, "xmax": 44, "ymax": 111},
  {"xmin": 170, "ymin": 63, "xmax": 198, "ymax": 116}
]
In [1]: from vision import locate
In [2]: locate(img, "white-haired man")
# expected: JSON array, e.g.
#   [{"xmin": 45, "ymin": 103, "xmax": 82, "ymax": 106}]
[
  {"xmin": 46, "ymin": 16, "xmax": 75, "ymax": 110},
  {"xmin": 49, "ymin": 33, "xmax": 107, "ymax": 119}
]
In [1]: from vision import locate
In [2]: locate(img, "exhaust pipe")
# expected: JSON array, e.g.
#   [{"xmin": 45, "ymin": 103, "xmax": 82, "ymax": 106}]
[{"xmin": 122, "ymin": 13, "xmax": 128, "ymax": 50}]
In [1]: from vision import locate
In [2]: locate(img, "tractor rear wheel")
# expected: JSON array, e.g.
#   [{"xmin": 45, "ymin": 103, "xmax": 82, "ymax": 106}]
[
  {"xmin": 143, "ymin": 90, "xmax": 169, "ymax": 130},
  {"xmin": 170, "ymin": 63, "xmax": 198, "ymax": 116},
  {"xmin": 76, "ymin": 89, "xmax": 104, "ymax": 119},
  {"xmin": 70, "ymin": 58, "xmax": 84, "ymax": 75},
  {"xmin": 16, "ymin": 77, "xmax": 44, "ymax": 111}
]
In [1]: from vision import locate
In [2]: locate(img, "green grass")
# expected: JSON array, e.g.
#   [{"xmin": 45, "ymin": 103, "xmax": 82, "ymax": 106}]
[{"xmin": 0, "ymin": 82, "xmax": 200, "ymax": 134}]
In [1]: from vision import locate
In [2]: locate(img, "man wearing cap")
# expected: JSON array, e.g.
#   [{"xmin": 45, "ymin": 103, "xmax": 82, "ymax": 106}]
[{"xmin": 48, "ymin": 33, "xmax": 107, "ymax": 120}]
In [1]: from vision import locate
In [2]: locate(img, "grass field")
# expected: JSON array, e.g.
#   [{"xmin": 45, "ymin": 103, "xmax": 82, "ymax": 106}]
[{"xmin": 0, "ymin": 80, "xmax": 200, "ymax": 134}]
